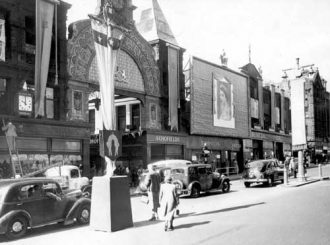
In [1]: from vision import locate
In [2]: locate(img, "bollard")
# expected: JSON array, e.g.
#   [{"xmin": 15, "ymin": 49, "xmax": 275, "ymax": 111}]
[
  {"xmin": 283, "ymin": 167, "xmax": 288, "ymax": 185},
  {"xmin": 319, "ymin": 164, "xmax": 323, "ymax": 179}
]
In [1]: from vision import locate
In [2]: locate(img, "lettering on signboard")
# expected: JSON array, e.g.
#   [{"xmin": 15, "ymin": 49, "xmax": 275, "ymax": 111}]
[{"xmin": 155, "ymin": 135, "xmax": 181, "ymax": 143}]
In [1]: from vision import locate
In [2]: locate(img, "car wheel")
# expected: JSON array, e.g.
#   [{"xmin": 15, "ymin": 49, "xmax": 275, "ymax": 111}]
[
  {"xmin": 77, "ymin": 204, "xmax": 90, "ymax": 225},
  {"xmin": 222, "ymin": 180, "xmax": 230, "ymax": 193},
  {"xmin": 190, "ymin": 185, "xmax": 200, "ymax": 198},
  {"xmin": 244, "ymin": 182, "xmax": 250, "ymax": 188},
  {"xmin": 6, "ymin": 216, "xmax": 28, "ymax": 240}
]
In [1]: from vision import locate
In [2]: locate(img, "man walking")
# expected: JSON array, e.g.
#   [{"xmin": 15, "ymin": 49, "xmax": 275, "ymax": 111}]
[{"xmin": 145, "ymin": 164, "xmax": 161, "ymax": 221}]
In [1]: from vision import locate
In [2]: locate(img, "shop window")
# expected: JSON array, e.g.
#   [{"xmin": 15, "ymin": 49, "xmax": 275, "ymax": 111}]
[{"xmin": 117, "ymin": 105, "xmax": 126, "ymax": 131}]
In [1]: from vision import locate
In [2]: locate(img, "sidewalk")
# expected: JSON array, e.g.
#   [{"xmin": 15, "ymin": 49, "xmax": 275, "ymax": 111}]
[{"xmin": 280, "ymin": 163, "xmax": 330, "ymax": 187}]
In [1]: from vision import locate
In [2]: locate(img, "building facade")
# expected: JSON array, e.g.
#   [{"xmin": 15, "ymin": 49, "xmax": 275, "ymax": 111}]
[
  {"xmin": 280, "ymin": 63, "xmax": 330, "ymax": 163},
  {"xmin": 0, "ymin": 0, "xmax": 91, "ymax": 179},
  {"xmin": 240, "ymin": 63, "xmax": 292, "ymax": 162}
]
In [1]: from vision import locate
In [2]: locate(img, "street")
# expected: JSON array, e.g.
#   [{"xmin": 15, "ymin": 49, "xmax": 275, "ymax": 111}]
[{"xmin": 1, "ymin": 166, "xmax": 330, "ymax": 245}]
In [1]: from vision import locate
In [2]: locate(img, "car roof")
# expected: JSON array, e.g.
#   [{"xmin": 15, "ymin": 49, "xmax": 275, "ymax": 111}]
[
  {"xmin": 149, "ymin": 159, "xmax": 212, "ymax": 169},
  {"xmin": 0, "ymin": 177, "xmax": 59, "ymax": 188}
]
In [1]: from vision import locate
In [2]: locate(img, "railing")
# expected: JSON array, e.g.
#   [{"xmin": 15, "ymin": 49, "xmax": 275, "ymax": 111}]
[{"xmin": 217, "ymin": 166, "xmax": 239, "ymax": 176}]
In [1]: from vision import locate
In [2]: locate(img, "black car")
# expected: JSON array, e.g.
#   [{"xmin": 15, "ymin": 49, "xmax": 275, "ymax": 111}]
[
  {"xmin": 0, "ymin": 178, "xmax": 91, "ymax": 239},
  {"xmin": 139, "ymin": 160, "xmax": 230, "ymax": 198},
  {"xmin": 242, "ymin": 159, "xmax": 284, "ymax": 187}
]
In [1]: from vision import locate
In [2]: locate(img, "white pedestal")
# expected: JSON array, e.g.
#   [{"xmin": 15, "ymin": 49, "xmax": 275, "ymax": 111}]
[{"xmin": 90, "ymin": 176, "xmax": 133, "ymax": 232}]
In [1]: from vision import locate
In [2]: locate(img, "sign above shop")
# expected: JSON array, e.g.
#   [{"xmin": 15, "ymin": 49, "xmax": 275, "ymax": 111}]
[{"xmin": 147, "ymin": 134, "xmax": 185, "ymax": 145}]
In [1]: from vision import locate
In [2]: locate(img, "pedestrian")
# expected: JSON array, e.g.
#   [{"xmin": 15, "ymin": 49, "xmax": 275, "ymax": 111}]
[
  {"xmin": 289, "ymin": 157, "xmax": 297, "ymax": 178},
  {"xmin": 144, "ymin": 164, "xmax": 161, "ymax": 221},
  {"xmin": 159, "ymin": 175, "xmax": 180, "ymax": 231}
]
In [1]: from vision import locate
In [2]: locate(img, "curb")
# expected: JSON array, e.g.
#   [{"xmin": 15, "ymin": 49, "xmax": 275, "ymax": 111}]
[{"xmin": 279, "ymin": 176, "xmax": 329, "ymax": 188}]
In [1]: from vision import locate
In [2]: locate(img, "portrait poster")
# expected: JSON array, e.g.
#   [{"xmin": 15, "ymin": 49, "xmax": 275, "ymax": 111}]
[
  {"xmin": 72, "ymin": 90, "xmax": 83, "ymax": 118},
  {"xmin": 149, "ymin": 103, "xmax": 157, "ymax": 126},
  {"xmin": 213, "ymin": 74, "xmax": 235, "ymax": 128}
]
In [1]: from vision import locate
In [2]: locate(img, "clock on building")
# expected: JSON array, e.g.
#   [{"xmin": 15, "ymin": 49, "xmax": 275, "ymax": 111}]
[{"xmin": 18, "ymin": 92, "xmax": 33, "ymax": 116}]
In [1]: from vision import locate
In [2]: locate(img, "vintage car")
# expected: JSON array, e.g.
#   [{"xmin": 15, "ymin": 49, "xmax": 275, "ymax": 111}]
[
  {"xmin": 0, "ymin": 178, "xmax": 91, "ymax": 239},
  {"xmin": 242, "ymin": 159, "xmax": 284, "ymax": 187},
  {"xmin": 139, "ymin": 159, "xmax": 230, "ymax": 198},
  {"xmin": 35, "ymin": 165, "xmax": 92, "ymax": 197}
]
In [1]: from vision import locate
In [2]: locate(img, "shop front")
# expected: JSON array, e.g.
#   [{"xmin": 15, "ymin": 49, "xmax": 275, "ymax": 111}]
[
  {"xmin": 186, "ymin": 135, "xmax": 243, "ymax": 174},
  {"xmin": 146, "ymin": 133, "xmax": 186, "ymax": 163},
  {"xmin": 0, "ymin": 119, "xmax": 90, "ymax": 179}
]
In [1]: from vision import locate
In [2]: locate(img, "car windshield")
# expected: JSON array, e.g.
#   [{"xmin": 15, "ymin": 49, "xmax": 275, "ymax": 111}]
[{"xmin": 246, "ymin": 161, "xmax": 267, "ymax": 170}]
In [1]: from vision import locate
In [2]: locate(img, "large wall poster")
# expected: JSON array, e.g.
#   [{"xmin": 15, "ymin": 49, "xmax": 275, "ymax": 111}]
[{"xmin": 213, "ymin": 74, "xmax": 235, "ymax": 128}]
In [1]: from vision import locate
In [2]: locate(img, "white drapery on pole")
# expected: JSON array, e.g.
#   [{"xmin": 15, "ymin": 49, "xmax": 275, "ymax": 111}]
[{"xmin": 91, "ymin": 19, "xmax": 118, "ymax": 131}]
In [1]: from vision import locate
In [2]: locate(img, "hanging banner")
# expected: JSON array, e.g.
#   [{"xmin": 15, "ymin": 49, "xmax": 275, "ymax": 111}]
[
  {"xmin": 168, "ymin": 45, "xmax": 179, "ymax": 131},
  {"xmin": 91, "ymin": 19, "xmax": 119, "ymax": 130},
  {"xmin": 99, "ymin": 130, "xmax": 122, "ymax": 161},
  {"xmin": 291, "ymin": 78, "xmax": 306, "ymax": 146},
  {"xmin": 34, "ymin": 0, "xmax": 58, "ymax": 117},
  {"xmin": 0, "ymin": 19, "xmax": 6, "ymax": 61}
]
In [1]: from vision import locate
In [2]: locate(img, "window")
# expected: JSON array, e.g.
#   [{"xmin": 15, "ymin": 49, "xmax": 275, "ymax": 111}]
[
  {"xmin": 250, "ymin": 78, "xmax": 258, "ymax": 99},
  {"xmin": 131, "ymin": 104, "xmax": 140, "ymax": 130},
  {"xmin": 117, "ymin": 105, "xmax": 126, "ymax": 131},
  {"xmin": 198, "ymin": 167, "xmax": 206, "ymax": 175}
]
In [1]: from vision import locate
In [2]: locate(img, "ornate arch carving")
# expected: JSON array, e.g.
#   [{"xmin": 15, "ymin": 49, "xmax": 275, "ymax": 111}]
[{"xmin": 67, "ymin": 19, "xmax": 160, "ymax": 97}]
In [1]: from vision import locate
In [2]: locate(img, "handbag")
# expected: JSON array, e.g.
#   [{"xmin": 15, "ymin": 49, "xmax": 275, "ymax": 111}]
[{"xmin": 141, "ymin": 195, "xmax": 149, "ymax": 204}]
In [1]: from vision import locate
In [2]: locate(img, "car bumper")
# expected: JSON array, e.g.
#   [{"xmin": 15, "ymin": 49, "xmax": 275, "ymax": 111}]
[{"xmin": 243, "ymin": 178, "xmax": 268, "ymax": 183}]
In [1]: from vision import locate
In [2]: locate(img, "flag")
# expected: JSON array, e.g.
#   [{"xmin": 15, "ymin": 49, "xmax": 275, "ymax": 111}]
[
  {"xmin": 34, "ymin": 0, "xmax": 57, "ymax": 117},
  {"xmin": 91, "ymin": 19, "xmax": 119, "ymax": 130}
]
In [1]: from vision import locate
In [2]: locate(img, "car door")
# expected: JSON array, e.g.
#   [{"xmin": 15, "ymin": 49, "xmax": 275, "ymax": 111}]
[
  {"xmin": 41, "ymin": 182, "xmax": 68, "ymax": 222},
  {"xmin": 17, "ymin": 184, "xmax": 49, "ymax": 226},
  {"xmin": 197, "ymin": 167, "xmax": 207, "ymax": 191},
  {"xmin": 273, "ymin": 161, "xmax": 283, "ymax": 181},
  {"xmin": 205, "ymin": 167, "xmax": 213, "ymax": 190}
]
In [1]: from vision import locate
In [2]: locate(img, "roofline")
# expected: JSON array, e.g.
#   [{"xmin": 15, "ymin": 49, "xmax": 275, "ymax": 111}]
[{"xmin": 192, "ymin": 56, "xmax": 249, "ymax": 79}]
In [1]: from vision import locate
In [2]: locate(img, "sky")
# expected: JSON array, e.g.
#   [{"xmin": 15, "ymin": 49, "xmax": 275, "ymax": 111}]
[{"xmin": 65, "ymin": 0, "xmax": 330, "ymax": 92}]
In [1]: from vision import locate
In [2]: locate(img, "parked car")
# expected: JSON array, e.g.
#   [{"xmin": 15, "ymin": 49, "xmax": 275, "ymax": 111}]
[
  {"xmin": 139, "ymin": 159, "xmax": 230, "ymax": 198},
  {"xmin": 242, "ymin": 159, "xmax": 284, "ymax": 187},
  {"xmin": 0, "ymin": 178, "xmax": 91, "ymax": 239},
  {"xmin": 36, "ymin": 165, "xmax": 92, "ymax": 197}
]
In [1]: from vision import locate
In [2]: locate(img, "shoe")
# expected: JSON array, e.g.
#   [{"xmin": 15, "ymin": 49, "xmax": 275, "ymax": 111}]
[
  {"xmin": 148, "ymin": 217, "xmax": 156, "ymax": 221},
  {"xmin": 164, "ymin": 224, "xmax": 168, "ymax": 231},
  {"xmin": 168, "ymin": 226, "xmax": 174, "ymax": 231}
]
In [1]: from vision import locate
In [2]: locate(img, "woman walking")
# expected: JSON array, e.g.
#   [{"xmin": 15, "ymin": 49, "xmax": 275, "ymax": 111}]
[{"xmin": 159, "ymin": 175, "xmax": 179, "ymax": 231}]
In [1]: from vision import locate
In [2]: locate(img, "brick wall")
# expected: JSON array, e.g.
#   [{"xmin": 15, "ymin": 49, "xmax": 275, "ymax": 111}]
[{"xmin": 190, "ymin": 57, "xmax": 249, "ymax": 138}]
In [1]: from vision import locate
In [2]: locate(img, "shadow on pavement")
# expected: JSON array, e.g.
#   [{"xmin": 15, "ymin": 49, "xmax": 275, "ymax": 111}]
[
  {"xmin": 134, "ymin": 212, "xmax": 196, "ymax": 228},
  {"xmin": 174, "ymin": 221, "xmax": 210, "ymax": 230},
  {"xmin": 193, "ymin": 202, "xmax": 265, "ymax": 217}
]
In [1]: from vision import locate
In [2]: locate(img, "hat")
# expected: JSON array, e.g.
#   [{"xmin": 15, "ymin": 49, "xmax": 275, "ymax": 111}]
[{"xmin": 164, "ymin": 175, "xmax": 172, "ymax": 183}]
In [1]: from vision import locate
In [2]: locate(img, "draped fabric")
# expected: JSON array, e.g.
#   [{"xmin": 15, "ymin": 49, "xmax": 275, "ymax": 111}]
[
  {"xmin": 168, "ymin": 46, "xmax": 179, "ymax": 131},
  {"xmin": 34, "ymin": 0, "xmax": 55, "ymax": 117},
  {"xmin": 0, "ymin": 19, "xmax": 5, "ymax": 61},
  {"xmin": 91, "ymin": 19, "xmax": 118, "ymax": 131}
]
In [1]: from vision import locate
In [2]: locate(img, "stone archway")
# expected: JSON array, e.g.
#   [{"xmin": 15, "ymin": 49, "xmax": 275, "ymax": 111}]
[{"xmin": 67, "ymin": 19, "xmax": 160, "ymax": 97}]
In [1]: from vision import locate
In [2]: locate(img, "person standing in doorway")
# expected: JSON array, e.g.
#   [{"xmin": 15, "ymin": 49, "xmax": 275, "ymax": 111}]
[{"xmin": 145, "ymin": 164, "xmax": 161, "ymax": 221}]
